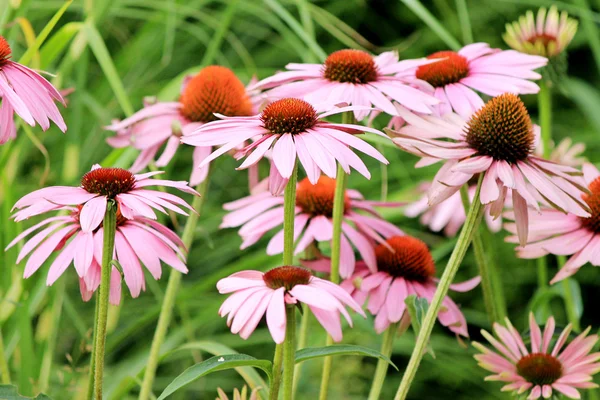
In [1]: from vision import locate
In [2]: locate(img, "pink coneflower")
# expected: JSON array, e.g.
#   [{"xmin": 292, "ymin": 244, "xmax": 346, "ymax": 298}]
[
  {"xmin": 391, "ymin": 93, "xmax": 590, "ymax": 245},
  {"xmin": 402, "ymin": 43, "xmax": 547, "ymax": 118},
  {"xmin": 248, "ymin": 49, "xmax": 440, "ymax": 121},
  {"xmin": 221, "ymin": 176, "xmax": 403, "ymax": 278},
  {"xmin": 343, "ymin": 235, "xmax": 479, "ymax": 334},
  {"xmin": 6, "ymin": 204, "xmax": 187, "ymax": 303},
  {"xmin": 505, "ymin": 163, "xmax": 600, "ymax": 284},
  {"xmin": 474, "ymin": 314, "xmax": 600, "ymax": 399},
  {"xmin": 0, "ymin": 36, "xmax": 66, "ymax": 144},
  {"xmin": 106, "ymin": 66, "xmax": 258, "ymax": 185},
  {"xmin": 217, "ymin": 266, "xmax": 365, "ymax": 343},
  {"xmin": 182, "ymin": 98, "xmax": 388, "ymax": 184}
]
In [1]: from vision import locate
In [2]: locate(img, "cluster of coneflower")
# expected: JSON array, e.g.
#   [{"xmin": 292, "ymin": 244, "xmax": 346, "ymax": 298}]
[{"xmin": 3, "ymin": 5, "xmax": 599, "ymax": 400}]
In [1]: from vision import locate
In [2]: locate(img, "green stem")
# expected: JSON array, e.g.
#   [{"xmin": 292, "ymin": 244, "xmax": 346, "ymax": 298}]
[
  {"xmin": 93, "ymin": 201, "xmax": 118, "ymax": 400},
  {"xmin": 283, "ymin": 162, "xmax": 299, "ymax": 265},
  {"xmin": 376, "ymin": 143, "xmax": 388, "ymax": 201},
  {"xmin": 368, "ymin": 323, "xmax": 399, "ymax": 400},
  {"xmin": 292, "ymin": 304, "xmax": 309, "ymax": 396},
  {"xmin": 283, "ymin": 306, "xmax": 296, "ymax": 400},
  {"xmin": 454, "ymin": 0, "xmax": 473, "ymax": 44},
  {"xmin": 394, "ymin": 175, "xmax": 484, "ymax": 400},
  {"xmin": 139, "ymin": 176, "xmax": 210, "ymax": 400},
  {"xmin": 269, "ymin": 344, "xmax": 284, "ymax": 400},
  {"xmin": 558, "ymin": 255, "xmax": 581, "ymax": 332},
  {"xmin": 0, "ymin": 328, "xmax": 10, "ymax": 384},
  {"xmin": 86, "ymin": 289, "xmax": 100, "ymax": 400},
  {"xmin": 539, "ymin": 79, "xmax": 552, "ymax": 159}
]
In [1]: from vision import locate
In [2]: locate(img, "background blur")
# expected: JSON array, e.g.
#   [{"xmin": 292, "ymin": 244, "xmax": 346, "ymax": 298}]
[{"xmin": 1, "ymin": 0, "xmax": 600, "ymax": 399}]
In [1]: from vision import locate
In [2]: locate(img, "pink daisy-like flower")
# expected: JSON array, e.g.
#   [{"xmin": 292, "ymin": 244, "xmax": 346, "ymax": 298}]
[
  {"xmin": 106, "ymin": 66, "xmax": 259, "ymax": 185},
  {"xmin": 474, "ymin": 314, "xmax": 600, "ymax": 399},
  {"xmin": 248, "ymin": 49, "xmax": 441, "ymax": 121},
  {"xmin": 505, "ymin": 163, "xmax": 600, "ymax": 284},
  {"xmin": 221, "ymin": 176, "xmax": 403, "ymax": 278},
  {"xmin": 0, "ymin": 36, "xmax": 66, "ymax": 144},
  {"xmin": 403, "ymin": 43, "xmax": 547, "ymax": 118},
  {"xmin": 217, "ymin": 266, "xmax": 365, "ymax": 343},
  {"xmin": 6, "ymin": 203, "xmax": 187, "ymax": 303},
  {"xmin": 181, "ymin": 98, "xmax": 389, "ymax": 185},
  {"xmin": 341, "ymin": 235, "xmax": 479, "ymax": 335},
  {"xmin": 391, "ymin": 93, "xmax": 590, "ymax": 245}
]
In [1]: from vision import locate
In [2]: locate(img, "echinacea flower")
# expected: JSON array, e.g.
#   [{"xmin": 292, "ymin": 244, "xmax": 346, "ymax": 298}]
[
  {"xmin": 536, "ymin": 137, "xmax": 586, "ymax": 167},
  {"xmin": 403, "ymin": 43, "xmax": 547, "ymax": 118},
  {"xmin": 474, "ymin": 314, "xmax": 600, "ymax": 399},
  {"xmin": 505, "ymin": 163, "xmax": 600, "ymax": 284},
  {"xmin": 0, "ymin": 36, "xmax": 66, "ymax": 144},
  {"xmin": 106, "ymin": 66, "xmax": 259, "ymax": 185},
  {"xmin": 504, "ymin": 6, "xmax": 578, "ymax": 58},
  {"xmin": 221, "ymin": 176, "xmax": 403, "ymax": 277},
  {"xmin": 217, "ymin": 266, "xmax": 365, "ymax": 343},
  {"xmin": 182, "ymin": 98, "xmax": 389, "ymax": 185},
  {"xmin": 342, "ymin": 235, "xmax": 479, "ymax": 334},
  {"xmin": 216, "ymin": 386, "xmax": 260, "ymax": 400},
  {"xmin": 391, "ymin": 93, "xmax": 590, "ymax": 245},
  {"xmin": 248, "ymin": 49, "xmax": 440, "ymax": 121}
]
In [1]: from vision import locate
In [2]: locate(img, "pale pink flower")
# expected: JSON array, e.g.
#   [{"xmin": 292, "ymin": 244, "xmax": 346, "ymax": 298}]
[
  {"xmin": 182, "ymin": 98, "xmax": 388, "ymax": 186},
  {"xmin": 340, "ymin": 235, "xmax": 479, "ymax": 335},
  {"xmin": 505, "ymin": 163, "xmax": 600, "ymax": 284},
  {"xmin": 221, "ymin": 176, "xmax": 403, "ymax": 278},
  {"xmin": 474, "ymin": 314, "xmax": 600, "ymax": 399},
  {"xmin": 391, "ymin": 93, "xmax": 590, "ymax": 245},
  {"xmin": 535, "ymin": 137, "xmax": 586, "ymax": 167},
  {"xmin": 0, "ymin": 36, "xmax": 66, "ymax": 144},
  {"xmin": 403, "ymin": 43, "xmax": 547, "ymax": 118},
  {"xmin": 248, "ymin": 49, "xmax": 440, "ymax": 121},
  {"xmin": 217, "ymin": 266, "xmax": 365, "ymax": 343},
  {"xmin": 106, "ymin": 66, "xmax": 260, "ymax": 185}
]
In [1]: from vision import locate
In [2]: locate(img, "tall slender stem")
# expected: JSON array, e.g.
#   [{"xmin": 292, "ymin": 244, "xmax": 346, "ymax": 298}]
[
  {"xmin": 270, "ymin": 344, "xmax": 284, "ymax": 400},
  {"xmin": 394, "ymin": 175, "xmax": 484, "ymax": 400},
  {"xmin": 368, "ymin": 323, "xmax": 399, "ymax": 400},
  {"xmin": 139, "ymin": 175, "xmax": 210, "ymax": 400},
  {"xmin": 454, "ymin": 0, "xmax": 473, "ymax": 44},
  {"xmin": 86, "ymin": 293, "xmax": 100, "ymax": 400},
  {"xmin": 539, "ymin": 79, "xmax": 552, "ymax": 158},
  {"xmin": 292, "ymin": 304, "xmax": 309, "ymax": 396},
  {"xmin": 0, "ymin": 328, "xmax": 10, "ymax": 384},
  {"xmin": 558, "ymin": 255, "xmax": 581, "ymax": 332},
  {"xmin": 92, "ymin": 201, "xmax": 117, "ymax": 399},
  {"xmin": 282, "ymin": 306, "xmax": 297, "ymax": 400},
  {"xmin": 283, "ymin": 162, "xmax": 299, "ymax": 265}
]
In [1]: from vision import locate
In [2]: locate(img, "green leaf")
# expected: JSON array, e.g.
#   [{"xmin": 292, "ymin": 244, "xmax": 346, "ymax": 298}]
[
  {"xmin": 156, "ymin": 354, "xmax": 272, "ymax": 400},
  {"xmin": 399, "ymin": 0, "xmax": 462, "ymax": 50},
  {"xmin": 405, "ymin": 295, "xmax": 435, "ymax": 358},
  {"xmin": 294, "ymin": 344, "xmax": 398, "ymax": 370},
  {"xmin": 39, "ymin": 22, "xmax": 82, "ymax": 70},
  {"xmin": 0, "ymin": 385, "xmax": 52, "ymax": 399}
]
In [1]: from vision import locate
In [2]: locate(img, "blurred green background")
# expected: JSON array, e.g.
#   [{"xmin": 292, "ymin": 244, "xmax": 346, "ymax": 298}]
[{"xmin": 1, "ymin": 0, "xmax": 600, "ymax": 399}]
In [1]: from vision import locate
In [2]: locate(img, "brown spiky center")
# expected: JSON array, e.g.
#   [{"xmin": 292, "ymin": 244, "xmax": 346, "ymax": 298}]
[
  {"xmin": 81, "ymin": 168, "xmax": 136, "ymax": 198},
  {"xmin": 323, "ymin": 49, "xmax": 378, "ymax": 84},
  {"xmin": 580, "ymin": 178, "xmax": 600, "ymax": 232},
  {"xmin": 0, "ymin": 36, "xmax": 11, "ymax": 66},
  {"xmin": 416, "ymin": 51, "xmax": 469, "ymax": 87},
  {"xmin": 179, "ymin": 66, "xmax": 253, "ymax": 123},
  {"xmin": 295, "ymin": 176, "xmax": 349, "ymax": 218},
  {"xmin": 465, "ymin": 94, "xmax": 534, "ymax": 163},
  {"xmin": 516, "ymin": 353, "xmax": 563, "ymax": 386},
  {"xmin": 260, "ymin": 98, "xmax": 318, "ymax": 135},
  {"xmin": 263, "ymin": 266, "xmax": 312, "ymax": 290},
  {"xmin": 375, "ymin": 236, "xmax": 435, "ymax": 282}
]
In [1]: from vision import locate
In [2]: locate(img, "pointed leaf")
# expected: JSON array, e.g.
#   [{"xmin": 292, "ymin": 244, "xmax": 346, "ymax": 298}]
[{"xmin": 294, "ymin": 344, "xmax": 398, "ymax": 370}]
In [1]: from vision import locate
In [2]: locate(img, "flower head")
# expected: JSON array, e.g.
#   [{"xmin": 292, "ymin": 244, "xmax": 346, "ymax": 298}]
[
  {"xmin": 391, "ymin": 93, "xmax": 590, "ymax": 245},
  {"xmin": 182, "ymin": 99, "xmax": 389, "ymax": 186},
  {"xmin": 220, "ymin": 176, "xmax": 403, "ymax": 278},
  {"xmin": 504, "ymin": 6, "xmax": 578, "ymax": 58},
  {"xmin": 248, "ymin": 49, "xmax": 440, "ymax": 121},
  {"xmin": 474, "ymin": 314, "xmax": 600, "ymax": 399},
  {"xmin": 0, "ymin": 35, "xmax": 66, "ymax": 144},
  {"xmin": 106, "ymin": 66, "xmax": 259, "ymax": 185},
  {"xmin": 217, "ymin": 266, "xmax": 365, "ymax": 343}
]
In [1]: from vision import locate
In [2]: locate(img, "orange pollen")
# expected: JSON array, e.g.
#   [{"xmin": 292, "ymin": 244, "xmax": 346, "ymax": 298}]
[
  {"xmin": 81, "ymin": 168, "xmax": 136, "ymax": 198},
  {"xmin": 179, "ymin": 66, "xmax": 253, "ymax": 123},
  {"xmin": 581, "ymin": 178, "xmax": 600, "ymax": 232},
  {"xmin": 527, "ymin": 33, "xmax": 557, "ymax": 47},
  {"xmin": 516, "ymin": 353, "xmax": 563, "ymax": 385},
  {"xmin": 323, "ymin": 49, "xmax": 378, "ymax": 84},
  {"xmin": 416, "ymin": 51, "xmax": 469, "ymax": 88},
  {"xmin": 260, "ymin": 98, "xmax": 318, "ymax": 135},
  {"xmin": 296, "ymin": 176, "xmax": 349, "ymax": 218},
  {"xmin": 0, "ymin": 36, "xmax": 12, "ymax": 65},
  {"xmin": 263, "ymin": 266, "xmax": 312, "ymax": 290},
  {"xmin": 375, "ymin": 236, "xmax": 435, "ymax": 282}
]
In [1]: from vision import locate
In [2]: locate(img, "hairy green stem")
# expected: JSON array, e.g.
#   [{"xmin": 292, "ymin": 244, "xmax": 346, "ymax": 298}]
[
  {"xmin": 269, "ymin": 344, "xmax": 284, "ymax": 400},
  {"xmin": 394, "ymin": 175, "xmax": 484, "ymax": 400},
  {"xmin": 283, "ymin": 162, "xmax": 299, "ymax": 265},
  {"xmin": 539, "ymin": 79, "xmax": 552, "ymax": 158},
  {"xmin": 86, "ymin": 290, "xmax": 100, "ymax": 400},
  {"xmin": 0, "ymin": 328, "xmax": 10, "ymax": 384},
  {"xmin": 368, "ymin": 323, "xmax": 399, "ymax": 400},
  {"xmin": 558, "ymin": 256, "xmax": 581, "ymax": 332},
  {"xmin": 283, "ymin": 306, "xmax": 297, "ymax": 400}
]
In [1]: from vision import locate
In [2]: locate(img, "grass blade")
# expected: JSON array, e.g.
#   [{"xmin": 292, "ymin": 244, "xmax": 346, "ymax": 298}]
[{"xmin": 399, "ymin": 0, "xmax": 462, "ymax": 50}]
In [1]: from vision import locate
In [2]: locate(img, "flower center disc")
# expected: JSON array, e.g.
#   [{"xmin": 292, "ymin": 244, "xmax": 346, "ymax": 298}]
[
  {"xmin": 263, "ymin": 266, "xmax": 312, "ymax": 290},
  {"xmin": 81, "ymin": 168, "xmax": 136, "ymax": 198},
  {"xmin": 465, "ymin": 93, "xmax": 534, "ymax": 163},
  {"xmin": 179, "ymin": 65, "xmax": 253, "ymax": 123},
  {"xmin": 260, "ymin": 98, "xmax": 318, "ymax": 135},
  {"xmin": 296, "ymin": 176, "xmax": 349, "ymax": 218},
  {"xmin": 375, "ymin": 236, "xmax": 435, "ymax": 282},
  {"xmin": 323, "ymin": 49, "xmax": 378, "ymax": 84},
  {"xmin": 527, "ymin": 33, "xmax": 557, "ymax": 48},
  {"xmin": 0, "ymin": 36, "xmax": 12, "ymax": 65},
  {"xmin": 516, "ymin": 353, "xmax": 563, "ymax": 386},
  {"xmin": 416, "ymin": 51, "xmax": 469, "ymax": 87},
  {"xmin": 581, "ymin": 177, "xmax": 600, "ymax": 232}
]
